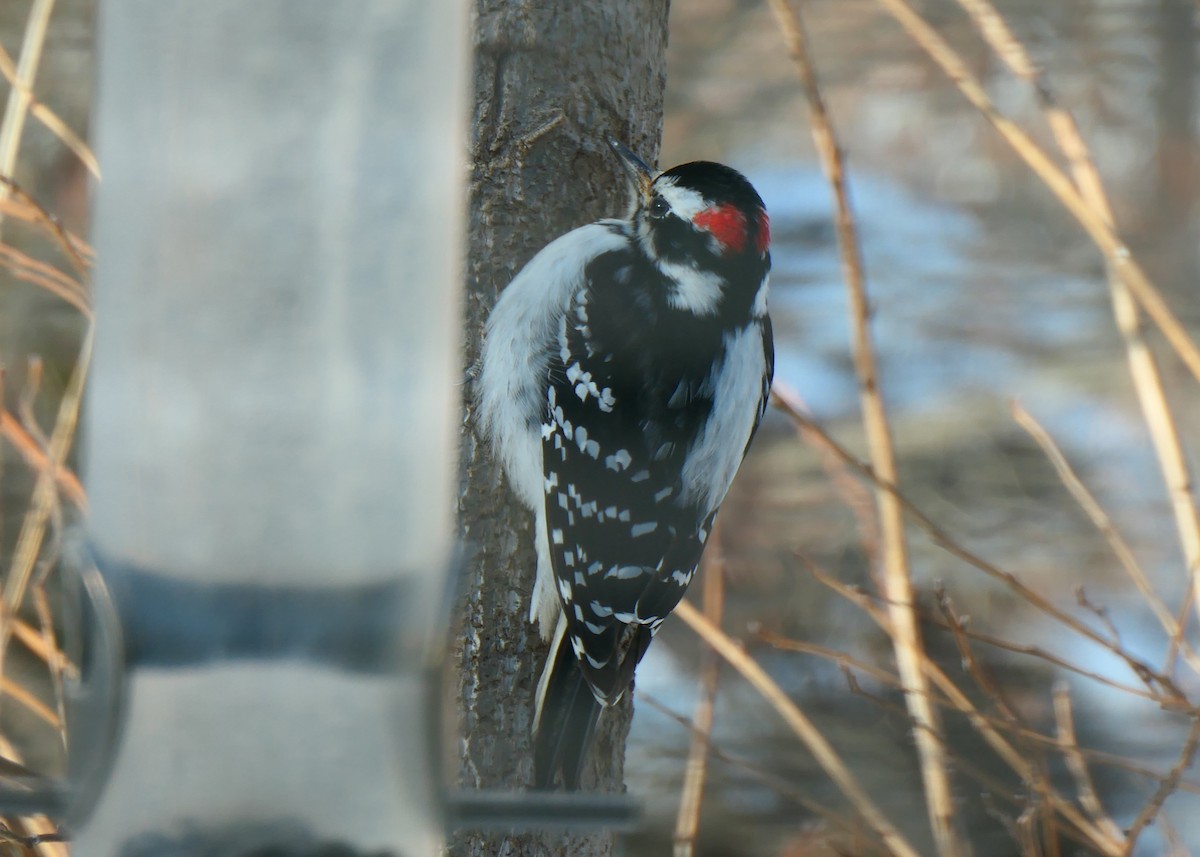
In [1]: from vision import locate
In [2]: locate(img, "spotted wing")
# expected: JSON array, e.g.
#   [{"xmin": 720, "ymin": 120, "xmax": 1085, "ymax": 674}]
[{"xmin": 540, "ymin": 289, "xmax": 714, "ymax": 704}]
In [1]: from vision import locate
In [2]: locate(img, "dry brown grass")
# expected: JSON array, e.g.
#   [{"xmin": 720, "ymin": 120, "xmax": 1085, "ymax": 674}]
[{"xmin": 0, "ymin": 3, "xmax": 93, "ymax": 855}]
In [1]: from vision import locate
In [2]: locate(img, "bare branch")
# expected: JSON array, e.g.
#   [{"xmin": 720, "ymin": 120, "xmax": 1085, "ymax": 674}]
[
  {"xmin": 766, "ymin": 2, "xmax": 961, "ymax": 851},
  {"xmin": 869, "ymin": 0, "xmax": 1200, "ymax": 384},
  {"xmin": 673, "ymin": 528, "xmax": 726, "ymax": 857},
  {"xmin": 675, "ymin": 598, "xmax": 924, "ymax": 857}
]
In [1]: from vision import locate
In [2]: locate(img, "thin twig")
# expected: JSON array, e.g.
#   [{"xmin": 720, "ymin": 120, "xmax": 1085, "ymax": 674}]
[
  {"xmin": 772, "ymin": 386, "xmax": 1187, "ymax": 703},
  {"xmin": 1074, "ymin": 587, "xmax": 1122, "ymax": 650},
  {"xmin": 825, "ymin": 657, "xmax": 1094, "ymax": 856},
  {"xmin": 0, "ymin": 735, "xmax": 67, "ymax": 857},
  {"xmin": 1051, "ymin": 683, "xmax": 1125, "ymax": 845},
  {"xmin": 0, "ymin": 322, "xmax": 93, "ymax": 691},
  {"xmin": 9, "ymin": 615, "xmax": 75, "ymax": 677},
  {"xmin": 767, "ymin": 2, "xmax": 961, "ymax": 852},
  {"xmin": 923, "ymin": 613, "xmax": 1159, "ymax": 702},
  {"xmin": 784, "ymin": 388, "xmax": 880, "ymax": 565},
  {"xmin": 0, "ymin": 176, "xmax": 93, "ymax": 274},
  {"xmin": 31, "ymin": 586, "xmax": 67, "ymax": 755},
  {"xmin": 0, "ymin": 673, "xmax": 58, "ymax": 728},
  {"xmin": 641, "ymin": 693, "xmax": 879, "ymax": 854},
  {"xmin": 0, "ymin": 410, "xmax": 85, "ymax": 510},
  {"xmin": 870, "ymin": 0, "xmax": 1200, "ymax": 385},
  {"xmin": 762, "ymin": 621, "xmax": 1200, "ymax": 799},
  {"xmin": 0, "ymin": 40, "xmax": 99, "ymax": 178},
  {"xmin": 1170, "ymin": 575, "xmax": 1198, "ymax": 679},
  {"xmin": 16, "ymin": 359, "xmax": 66, "ymax": 588},
  {"xmin": 1012, "ymin": 402, "xmax": 1200, "ymax": 675},
  {"xmin": 0, "ymin": 0, "xmax": 56, "ymax": 225},
  {"xmin": 936, "ymin": 588, "xmax": 1061, "ymax": 842},
  {"xmin": 755, "ymin": 628, "xmax": 904, "ymax": 690},
  {"xmin": 956, "ymin": 0, "xmax": 1200, "ymax": 689},
  {"xmin": 1123, "ymin": 714, "xmax": 1200, "ymax": 854},
  {"xmin": 674, "ymin": 598, "xmax": 923, "ymax": 857},
  {"xmin": 0, "ymin": 196, "xmax": 90, "ymax": 249},
  {"xmin": 1159, "ymin": 813, "xmax": 1187, "ymax": 857},
  {"xmin": 1021, "ymin": 803, "xmax": 1048, "ymax": 857},
  {"xmin": 673, "ymin": 528, "xmax": 725, "ymax": 857},
  {"xmin": 805, "ymin": 560, "xmax": 1126, "ymax": 855},
  {"xmin": 936, "ymin": 589, "xmax": 1024, "ymax": 729},
  {"xmin": 0, "ymin": 243, "xmax": 91, "ymax": 315}
]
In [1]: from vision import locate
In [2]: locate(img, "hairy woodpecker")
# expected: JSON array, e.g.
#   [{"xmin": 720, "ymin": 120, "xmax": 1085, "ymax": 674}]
[{"xmin": 477, "ymin": 140, "xmax": 773, "ymax": 789}]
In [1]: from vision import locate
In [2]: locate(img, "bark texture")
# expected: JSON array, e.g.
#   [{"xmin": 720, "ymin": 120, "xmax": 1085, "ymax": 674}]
[{"xmin": 452, "ymin": 1, "xmax": 670, "ymax": 855}]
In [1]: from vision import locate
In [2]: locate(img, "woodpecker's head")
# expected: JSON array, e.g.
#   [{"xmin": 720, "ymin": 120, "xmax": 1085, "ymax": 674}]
[{"xmin": 610, "ymin": 139, "xmax": 770, "ymax": 320}]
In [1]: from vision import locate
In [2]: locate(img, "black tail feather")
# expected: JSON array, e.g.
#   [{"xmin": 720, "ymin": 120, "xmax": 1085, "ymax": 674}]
[{"xmin": 533, "ymin": 622, "xmax": 601, "ymax": 790}]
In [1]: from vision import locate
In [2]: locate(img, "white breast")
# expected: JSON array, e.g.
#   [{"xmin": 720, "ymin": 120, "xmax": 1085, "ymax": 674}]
[{"xmin": 680, "ymin": 322, "xmax": 768, "ymax": 512}]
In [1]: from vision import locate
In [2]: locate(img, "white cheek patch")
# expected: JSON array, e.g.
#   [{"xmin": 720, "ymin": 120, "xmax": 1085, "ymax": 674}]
[{"xmin": 660, "ymin": 259, "xmax": 723, "ymax": 315}]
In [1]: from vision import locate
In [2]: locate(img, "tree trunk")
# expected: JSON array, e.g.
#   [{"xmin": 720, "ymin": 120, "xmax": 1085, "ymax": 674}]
[{"xmin": 452, "ymin": 2, "xmax": 670, "ymax": 855}]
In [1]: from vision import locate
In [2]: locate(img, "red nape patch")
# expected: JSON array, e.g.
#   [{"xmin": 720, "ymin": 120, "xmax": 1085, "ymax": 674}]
[
  {"xmin": 693, "ymin": 203, "xmax": 748, "ymax": 254},
  {"xmin": 755, "ymin": 210, "xmax": 770, "ymax": 255}
]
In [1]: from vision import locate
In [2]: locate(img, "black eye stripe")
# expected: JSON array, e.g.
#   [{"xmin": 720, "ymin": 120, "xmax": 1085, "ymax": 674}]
[{"xmin": 648, "ymin": 197, "xmax": 670, "ymax": 219}]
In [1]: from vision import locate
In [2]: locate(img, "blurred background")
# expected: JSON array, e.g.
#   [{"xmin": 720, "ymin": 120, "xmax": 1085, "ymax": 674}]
[
  {"xmin": 637, "ymin": 1, "xmax": 1200, "ymax": 855},
  {"xmin": 1, "ymin": 0, "xmax": 1199, "ymax": 855}
]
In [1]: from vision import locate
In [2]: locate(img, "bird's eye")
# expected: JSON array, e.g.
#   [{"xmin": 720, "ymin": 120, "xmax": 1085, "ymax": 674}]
[{"xmin": 648, "ymin": 197, "xmax": 670, "ymax": 219}]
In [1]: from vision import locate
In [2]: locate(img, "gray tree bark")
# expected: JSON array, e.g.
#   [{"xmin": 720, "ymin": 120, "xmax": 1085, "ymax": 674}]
[{"xmin": 452, "ymin": 1, "xmax": 670, "ymax": 855}]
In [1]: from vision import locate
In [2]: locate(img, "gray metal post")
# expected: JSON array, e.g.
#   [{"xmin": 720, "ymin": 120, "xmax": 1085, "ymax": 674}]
[{"xmin": 75, "ymin": 2, "xmax": 466, "ymax": 855}]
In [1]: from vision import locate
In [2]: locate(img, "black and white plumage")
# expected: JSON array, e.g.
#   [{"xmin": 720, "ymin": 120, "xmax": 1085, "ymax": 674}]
[{"xmin": 477, "ymin": 141, "xmax": 773, "ymax": 789}]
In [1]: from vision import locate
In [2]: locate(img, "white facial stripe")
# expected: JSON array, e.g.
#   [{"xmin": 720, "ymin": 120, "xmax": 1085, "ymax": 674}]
[
  {"xmin": 660, "ymin": 259, "xmax": 723, "ymax": 315},
  {"xmin": 654, "ymin": 177, "xmax": 708, "ymax": 220},
  {"xmin": 651, "ymin": 177, "xmax": 724, "ymax": 313}
]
